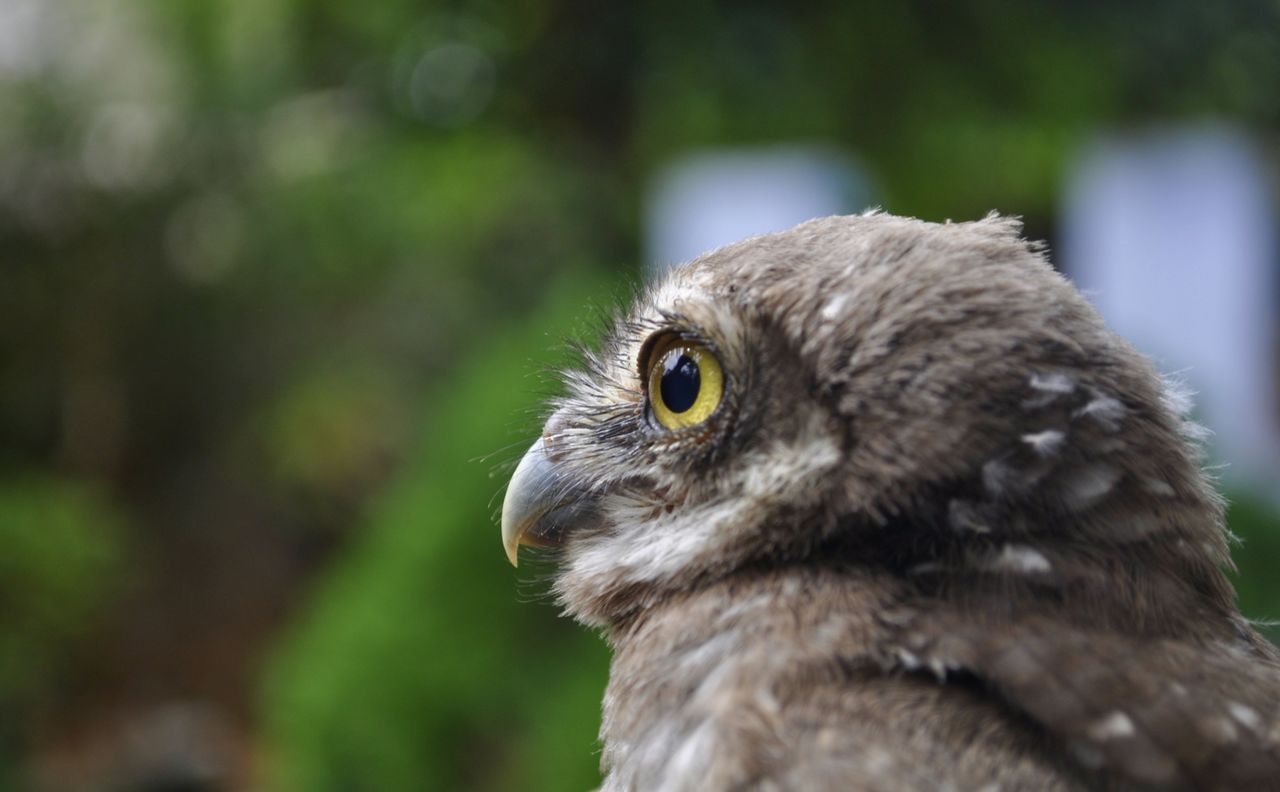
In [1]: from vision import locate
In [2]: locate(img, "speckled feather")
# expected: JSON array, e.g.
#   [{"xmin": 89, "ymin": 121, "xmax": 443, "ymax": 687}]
[{"xmin": 523, "ymin": 213, "xmax": 1280, "ymax": 791}]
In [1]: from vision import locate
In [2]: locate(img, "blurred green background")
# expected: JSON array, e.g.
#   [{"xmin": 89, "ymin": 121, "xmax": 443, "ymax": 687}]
[{"xmin": 1, "ymin": 1, "xmax": 1278, "ymax": 790}]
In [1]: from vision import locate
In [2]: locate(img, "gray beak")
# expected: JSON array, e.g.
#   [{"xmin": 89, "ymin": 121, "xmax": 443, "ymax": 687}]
[{"xmin": 501, "ymin": 436, "xmax": 593, "ymax": 567}]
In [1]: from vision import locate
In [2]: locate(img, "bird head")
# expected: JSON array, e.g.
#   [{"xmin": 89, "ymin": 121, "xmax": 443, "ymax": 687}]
[{"xmin": 502, "ymin": 213, "xmax": 1228, "ymax": 628}]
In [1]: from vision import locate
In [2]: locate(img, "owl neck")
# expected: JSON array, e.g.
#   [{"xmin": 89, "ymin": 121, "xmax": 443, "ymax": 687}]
[{"xmin": 597, "ymin": 565, "xmax": 900, "ymax": 789}]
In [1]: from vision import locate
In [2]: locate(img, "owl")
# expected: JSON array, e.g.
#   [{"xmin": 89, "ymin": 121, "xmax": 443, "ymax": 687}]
[{"xmin": 501, "ymin": 213, "xmax": 1280, "ymax": 791}]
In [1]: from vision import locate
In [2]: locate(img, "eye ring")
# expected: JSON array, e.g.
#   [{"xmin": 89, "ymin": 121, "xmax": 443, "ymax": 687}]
[{"xmin": 645, "ymin": 337, "xmax": 724, "ymax": 430}]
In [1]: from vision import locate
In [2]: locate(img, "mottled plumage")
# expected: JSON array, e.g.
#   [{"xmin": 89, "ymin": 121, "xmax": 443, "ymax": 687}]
[{"xmin": 500, "ymin": 213, "xmax": 1280, "ymax": 791}]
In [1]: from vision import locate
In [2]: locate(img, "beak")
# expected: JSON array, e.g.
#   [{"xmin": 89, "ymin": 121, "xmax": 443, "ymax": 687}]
[{"xmin": 501, "ymin": 435, "xmax": 595, "ymax": 567}]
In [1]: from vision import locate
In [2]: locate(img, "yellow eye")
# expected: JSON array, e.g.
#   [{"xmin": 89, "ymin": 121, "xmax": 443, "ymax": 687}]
[{"xmin": 647, "ymin": 340, "xmax": 724, "ymax": 430}]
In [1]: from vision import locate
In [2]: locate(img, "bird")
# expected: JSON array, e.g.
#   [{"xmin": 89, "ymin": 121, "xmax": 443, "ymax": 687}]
[{"xmin": 500, "ymin": 212, "xmax": 1280, "ymax": 791}]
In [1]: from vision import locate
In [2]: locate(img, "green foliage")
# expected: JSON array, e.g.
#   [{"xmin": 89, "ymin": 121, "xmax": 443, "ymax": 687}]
[
  {"xmin": 1228, "ymin": 490, "xmax": 1280, "ymax": 644},
  {"xmin": 0, "ymin": 476, "xmax": 123, "ymax": 708},
  {"xmin": 263, "ymin": 277, "xmax": 617, "ymax": 791}
]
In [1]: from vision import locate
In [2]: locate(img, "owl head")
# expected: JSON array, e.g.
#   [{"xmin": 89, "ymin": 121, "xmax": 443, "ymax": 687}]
[{"xmin": 502, "ymin": 213, "xmax": 1229, "ymax": 628}]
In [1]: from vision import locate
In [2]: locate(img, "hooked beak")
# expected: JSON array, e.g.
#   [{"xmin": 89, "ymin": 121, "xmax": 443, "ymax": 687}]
[{"xmin": 500, "ymin": 434, "xmax": 596, "ymax": 567}]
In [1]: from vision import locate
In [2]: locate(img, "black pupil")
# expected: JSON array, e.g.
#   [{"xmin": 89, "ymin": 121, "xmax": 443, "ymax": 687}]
[{"xmin": 659, "ymin": 351, "xmax": 701, "ymax": 413}]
